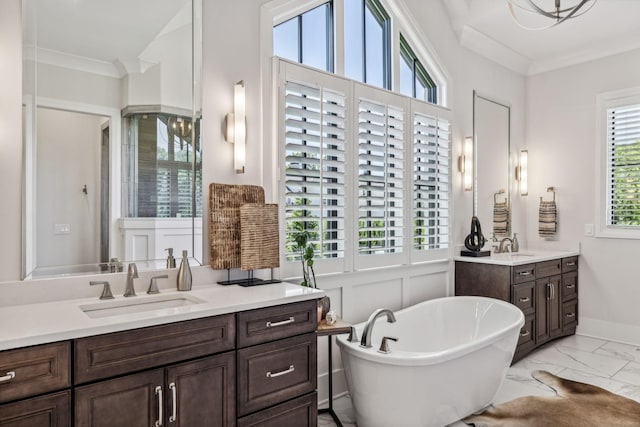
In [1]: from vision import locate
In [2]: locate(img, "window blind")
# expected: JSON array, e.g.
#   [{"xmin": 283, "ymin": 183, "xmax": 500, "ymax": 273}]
[
  {"xmin": 607, "ymin": 103, "xmax": 640, "ymax": 227},
  {"xmin": 357, "ymin": 98, "xmax": 404, "ymax": 255},
  {"xmin": 284, "ymin": 80, "xmax": 346, "ymax": 260},
  {"xmin": 413, "ymin": 112, "xmax": 450, "ymax": 249}
]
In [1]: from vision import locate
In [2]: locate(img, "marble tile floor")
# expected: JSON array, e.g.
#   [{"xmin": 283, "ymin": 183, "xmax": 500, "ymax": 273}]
[{"xmin": 318, "ymin": 334, "xmax": 640, "ymax": 427}]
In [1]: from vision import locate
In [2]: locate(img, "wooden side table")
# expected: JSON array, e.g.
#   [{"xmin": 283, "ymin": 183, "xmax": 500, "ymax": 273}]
[{"xmin": 317, "ymin": 317, "xmax": 352, "ymax": 427}]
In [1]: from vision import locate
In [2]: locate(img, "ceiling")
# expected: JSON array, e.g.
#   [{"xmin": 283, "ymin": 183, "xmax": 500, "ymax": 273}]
[{"xmin": 441, "ymin": 0, "xmax": 640, "ymax": 75}]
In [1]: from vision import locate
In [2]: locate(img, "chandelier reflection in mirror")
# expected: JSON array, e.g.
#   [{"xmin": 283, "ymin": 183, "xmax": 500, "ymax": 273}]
[
  {"xmin": 507, "ymin": 0, "xmax": 597, "ymax": 30},
  {"xmin": 123, "ymin": 113, "xmax": 202, "ymax": 219}
]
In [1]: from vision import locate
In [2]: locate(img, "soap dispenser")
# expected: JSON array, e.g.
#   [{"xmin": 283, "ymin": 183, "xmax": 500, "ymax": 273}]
[
  {"xmin": 177, "ymin": 250, "xmax": 192, "ymax": 291},
  {"xmin": 165, "ymin": 248, "xmax": 176, "ymax": 269},
  {"xmin": 512, "ymin": 233, "xmax": 520, "ymax": 252}
]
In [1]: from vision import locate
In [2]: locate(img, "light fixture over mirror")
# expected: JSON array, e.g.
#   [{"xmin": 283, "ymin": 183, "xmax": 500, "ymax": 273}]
[
  {"xmin": 459, "ymin": 136, "xmax": 473, "ymax": 191},
  {"xmin": 507, "ymin": 0, "xmax": 598, "ymax": 30},
  {"xmin": 517, "ymin": 149, "xmax": 529, "ymax": 196}
]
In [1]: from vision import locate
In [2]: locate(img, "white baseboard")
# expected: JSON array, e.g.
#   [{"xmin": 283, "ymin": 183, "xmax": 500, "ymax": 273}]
[
  {"xmin": 577, "ymin": 317, "xmax": 640, "ymax": 346},
  {"xmin": 317, "ymin": 368, "xmax": 348, "ymax": 405}
]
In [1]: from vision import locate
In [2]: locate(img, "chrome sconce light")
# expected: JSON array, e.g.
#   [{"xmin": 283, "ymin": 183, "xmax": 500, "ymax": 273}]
[
  {"xmin": 225, "ymin": 81, "xmax": 246, "ymax": 174},
  {"xmin": 516, "ymin": 149, "xmax": 528, "ymax": 196},
  {"xmin": 458, "ymin": 136, "xmax": 473, "ymax": 191}
]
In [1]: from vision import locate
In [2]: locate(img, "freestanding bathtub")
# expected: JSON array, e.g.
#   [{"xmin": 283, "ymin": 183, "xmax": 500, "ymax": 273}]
[{"xmin": 336, "ymin": 296, "xmax": 524, "ymax": 427}]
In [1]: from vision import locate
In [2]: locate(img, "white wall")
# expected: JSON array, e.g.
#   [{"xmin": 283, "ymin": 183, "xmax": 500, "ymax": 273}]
[
  {"xmin": 0, "ymin": 0, "xmax": 23, "ymax": 281},
  {"xmin": 526, "ymin": 48, "xmax": 640, "ymax": 344}
]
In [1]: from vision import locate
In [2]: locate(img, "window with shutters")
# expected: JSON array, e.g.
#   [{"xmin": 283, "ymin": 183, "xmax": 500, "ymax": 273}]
[
  {"xmin": 282, "ymin": 77, "xmax": 346, "ymax": 264},
  {"xmin": 278, "ymin": 60, "xmax": 450, "ymax": 275},
  {"xmin": 596, "ymin": 88, "xmax": 640, "ymax": 238}
]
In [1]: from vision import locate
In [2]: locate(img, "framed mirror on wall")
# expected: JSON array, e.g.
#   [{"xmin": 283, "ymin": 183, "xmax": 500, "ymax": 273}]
[
  {"xmin": 21, "ymin": 0, "xmax": 203, "ymax": 279},
  {"xmin": 473, "ymin": 91, "xmax": 512, "ymax": 239}
]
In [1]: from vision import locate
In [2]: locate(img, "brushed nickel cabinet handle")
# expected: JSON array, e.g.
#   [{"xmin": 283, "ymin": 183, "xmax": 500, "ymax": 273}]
[
  {"xmin": 266, "ymin": 317, "xmax": 295, "ymax": 328},
  {"xmin": 266, "ymin": 365, "xmax": 295, "ymax": 378},
  {"xmin": 519, "ymin": 297, "xmax": 530, "ymax": 303},
  {"xmin": 155, "ymin": 386, "xmax": 163, "ymax": 427},
  {"xmin": 520, "ymin": 330, "xmax": 530, "ymax": 338},
  {"xmin": 518, "ymin": 271, "xmax": 532, "ymax": 276},
  {"xmin": 547, "ymin": 283, "xmax": 552, "ymax": 300},
  {"xmin": 566, "ymin": 312, "xmax": 576, "ymax": 318},
  {"xmin": 169, "ymin": 382, "xmax": 177, "ymax": 423},
  {"xmin": 566, "ymin": 262, "xmax": 576, "ymax": 266},
  {"xmin": 0, "ymin": 371, "xmax": 15, "ymax": 383},
  {"xmin": 566, "ymin": 284, "xmax": 576, "ymax": 289}
]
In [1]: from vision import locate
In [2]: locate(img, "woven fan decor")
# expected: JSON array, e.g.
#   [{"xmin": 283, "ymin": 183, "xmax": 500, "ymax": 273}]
[
  {"xmin": 240, "ymin": 203, "xmax": 280, "ymax": 271},
  {"xmin": 209, "ymin": 183, "xmax": 265, "ymax": 269}
]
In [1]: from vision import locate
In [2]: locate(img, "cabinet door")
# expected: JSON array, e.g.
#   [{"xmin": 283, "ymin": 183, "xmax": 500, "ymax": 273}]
[
  {"xmin": 75, "ymin": 369, "xmax": 164, "ymax": 427},
  {"xmin": 0, "ymin": 391, "xmax": 70, "ymax": 427},
  {"xmin": 166, "ymin": 352, "xmax": 236, "ymax": 427},
  {"xmin": 548, "ymin": 276, "xmax": 562, "ymax": 339},
  {"xmin": 535, "ymin": 279, "xmax": 549, "ymax": 344}
]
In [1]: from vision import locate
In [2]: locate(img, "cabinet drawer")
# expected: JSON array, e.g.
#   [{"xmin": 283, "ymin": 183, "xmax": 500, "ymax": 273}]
[
  {"xmin": 512, "ymin": 264, "xmax": 535, "ymax": 284},
  {"xmin": 237, "ymin": 333, "xmax": 317, "ymax": 417},
  {"xmin": 512, "ymin": 282, "xmax": 535, "ymax": 316},
  {"xmin": 562, "ymin": 300, "xmax": 578, "ymax": 332},
  {"xmin": 237, "ymin": 300, "xmax": 317, "ymax": 348},
  {"xmin": 0, "ymin": 390, "xmax": 70, "ymax": 427},
  {"xmin": 517, "ymin": 315, "xmax": 535, "ymax": 349},
  {"xmin": 0, "ymin": 341, "xmax": 70, "ymax": 404},
  {"xmin": 536, "ymin": 259, "xmax": 562, "ymax": 278},
  {"xmin": 237, "ymin": 392, "xmax": 317, "ymax": 427},
  {"xmin": 561, "ymin": 271, "xmax": 578, "ymax": 301},
  {"xmin": 562, "ymin": 256, "xmax": 578, "ymax": 273},
  {"xmin": 75, "ymin": 314, "xmax": 235, "ymax": 384}
]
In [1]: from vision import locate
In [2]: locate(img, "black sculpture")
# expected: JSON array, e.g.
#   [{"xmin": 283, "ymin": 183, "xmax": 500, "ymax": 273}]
[{"xmin": 461, "ymin": 216, "xmax": 490, "ymax": 257}]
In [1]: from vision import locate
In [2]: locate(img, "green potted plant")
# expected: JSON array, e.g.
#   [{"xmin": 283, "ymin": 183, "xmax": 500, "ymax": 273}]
[{"xmin": 292, "ymin": 229, "xmax": 330, "ymax": 321}]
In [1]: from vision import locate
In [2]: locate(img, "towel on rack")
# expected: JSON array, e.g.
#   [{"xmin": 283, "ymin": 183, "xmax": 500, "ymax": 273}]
[
  {"xmin": 539, "ymin": 200, "xmax": 557, "ymax": 237},
  {"xmin": 493, "ymin": 201, "xmax": 510, "ymax": 237}
]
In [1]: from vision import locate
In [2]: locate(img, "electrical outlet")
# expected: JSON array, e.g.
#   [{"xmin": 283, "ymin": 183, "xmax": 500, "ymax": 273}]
[
  {"xmin": 54, "ymin": 224, "xmax": 71, "ymax": 235},
  {"xmin": 584, "ymin": 223, "xmax": 594, "ymax": 236}
]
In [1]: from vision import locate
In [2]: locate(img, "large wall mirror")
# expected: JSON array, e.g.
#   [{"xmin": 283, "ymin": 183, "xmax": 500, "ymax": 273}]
[
  {"xmin": 473, "ymin": 91, "xmax": 511, "ymax": 238},
  {"xmin": 22, "ymin": 0, "xmax": 203, "ymax": 279}
]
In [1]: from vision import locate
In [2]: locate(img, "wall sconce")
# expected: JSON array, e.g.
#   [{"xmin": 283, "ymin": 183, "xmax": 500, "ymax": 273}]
[
  {"xmin": 458, "ymin": 136, "xmax": 473, "ymax": 191},
  {"xmin": 225, "ymin": 81, "xmax": 246, "ymax": 174},
  {"xmin": 516, "ymin": 149, "xmax": 528, "ymax": 196}
]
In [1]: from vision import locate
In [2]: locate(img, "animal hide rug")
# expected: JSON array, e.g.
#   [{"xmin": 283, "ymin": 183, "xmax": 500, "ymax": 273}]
[{"xmin": 464, "ymin": 370, "xmax": 640, "ymax": 427}]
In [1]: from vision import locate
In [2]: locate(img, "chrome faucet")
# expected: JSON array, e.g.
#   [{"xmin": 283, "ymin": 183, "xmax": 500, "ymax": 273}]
[
  {"xmin": 124, "ymin": 263, "xmax": 138, "ymax": 297},
  {"xmin": 360, "ymin": 308, "xmax": 396, "ymax": 348}
]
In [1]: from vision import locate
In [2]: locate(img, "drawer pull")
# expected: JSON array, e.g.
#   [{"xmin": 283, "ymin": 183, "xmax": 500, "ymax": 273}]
[
  {"xmin": 518, "ymin": 271, "xmax": 532, "ymax": 276},
  {"xmin": 566, "ymin": 284, "xmax": 576, "ymax": 289},
  {"xmin": 566, "ymin": 312, "xmax": 576, "ymax": 319},
  {"xmin": 266, "ymin": 317, "xmax": 295, "ymax": 328},
  {"xmin": 155, "ymin": 386, "xmax": 163, "ymax": 427},
  {"xmin": 169, "ymin": 382, "xmax": 177, "ymax": 423},
  {"xmin": 0, "ymin": 371, "xmax": 15, "ymax": 383},
  {"xmin": 519, "ymin": 297, "xmax": 531, "ymax": 303},
  {"xmin": 520, "ymin": 330, "xmax": 530, "ymax": 338},
  {"xmin": 566, "ymin": 262, "xmax": 576, "ymax": 266},
  {"xmin": 266, "ymin": 365, "xmax": 295, "ymax": 378}
]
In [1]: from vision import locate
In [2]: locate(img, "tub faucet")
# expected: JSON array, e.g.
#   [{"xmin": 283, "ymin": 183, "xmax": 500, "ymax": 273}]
[
  {"xmin": 360, "ymin": 308, "xmax": 396, "ymax": 348},
  {"xmin": 124, "ymin": 263, "xmax": 138, "ymax": 297}
]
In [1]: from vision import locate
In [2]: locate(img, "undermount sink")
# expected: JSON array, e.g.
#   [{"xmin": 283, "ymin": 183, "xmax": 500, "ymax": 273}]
[
  {"xmin": 80, "ymin": 293, "xmax": 206, "ymax": 319},
  {"xmin": 508, "ymin": 253, "xmax": 535, "ymax": 257}
]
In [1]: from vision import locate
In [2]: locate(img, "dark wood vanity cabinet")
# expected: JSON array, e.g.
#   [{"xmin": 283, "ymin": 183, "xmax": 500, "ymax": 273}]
[
  {"xmin": 0, "ymin": 299, "xmax": 318, "ymax": 427},
  {"xmin": 456, "ymin": 256, "xmax": 578, "ymax": 362},
  {"xmin": 0, "ymin": 342, "xmax": 71, "ymax": 427}
]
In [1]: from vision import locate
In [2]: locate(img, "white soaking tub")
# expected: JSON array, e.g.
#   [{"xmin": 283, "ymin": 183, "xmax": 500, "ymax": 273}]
[{"xmin": 336, "ymin": 296, "xmax": 524, "ymax": 427}]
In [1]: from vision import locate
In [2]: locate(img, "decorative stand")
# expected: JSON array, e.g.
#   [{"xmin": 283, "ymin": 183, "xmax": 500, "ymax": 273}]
[
  {"xmin": 461, "ymin": 215, "xmax": 491, "ymax": 257},
  {"xmin": 317, "ymin": 317, "xmax": 352, "ymax": 427}
]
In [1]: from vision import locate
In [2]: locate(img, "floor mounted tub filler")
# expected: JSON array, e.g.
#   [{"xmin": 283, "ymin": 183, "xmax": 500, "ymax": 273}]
[{"xmin": 336, "ymin": 296, "xmax": 524, "ymax": 427}]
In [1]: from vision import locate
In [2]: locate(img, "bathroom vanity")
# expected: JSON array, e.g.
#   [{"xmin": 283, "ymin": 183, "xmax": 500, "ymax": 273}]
[
  {"xmin": 455, "ymin": 251, "xmax": 579, "ymax": 362},
  {"xmin": 0, "ymin": 284, "xmax": 321, "ymax": 427}
]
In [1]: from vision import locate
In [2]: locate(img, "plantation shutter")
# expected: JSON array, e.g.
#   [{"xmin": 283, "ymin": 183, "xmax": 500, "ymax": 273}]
[
  {"xmin": 413, "ymin": 112, "xmax": 450, "ymax": 251},
  {"xmin": 607, "ymin": 103, "xmax": 640, "ymax": 227},
  {"xmin": 357, "ymin": 97, "xmax": 404, "ymax": 256},
  {"xmin": 283, "ymin": 80, "xmax": 347, "ymax": 261}
]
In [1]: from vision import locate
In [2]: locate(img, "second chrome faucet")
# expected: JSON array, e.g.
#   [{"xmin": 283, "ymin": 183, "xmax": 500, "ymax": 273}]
[{"xmin": 124, "ymin": 263, "xmax": 139, "ymax": 297}]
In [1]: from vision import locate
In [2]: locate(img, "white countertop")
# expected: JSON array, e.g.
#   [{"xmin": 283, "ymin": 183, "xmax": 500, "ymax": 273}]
[
  {"xmin": 454, "ymin": 249, "xmax": 580, "ymax": 266},
  {"xmin": 0, "ymin": 282, "xmax": 324, "ymax": 351}
]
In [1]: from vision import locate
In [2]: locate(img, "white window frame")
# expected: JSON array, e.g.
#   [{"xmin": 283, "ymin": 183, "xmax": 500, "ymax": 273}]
[{"xmin": 595, "ymin": 86, "xmax": 640, "ymax": 239}]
